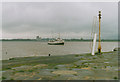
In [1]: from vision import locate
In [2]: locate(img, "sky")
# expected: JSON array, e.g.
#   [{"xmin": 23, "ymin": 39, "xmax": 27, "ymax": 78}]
[{"xmin": 2, "ymin": 2, "xmax": 118, "ymax": 39}]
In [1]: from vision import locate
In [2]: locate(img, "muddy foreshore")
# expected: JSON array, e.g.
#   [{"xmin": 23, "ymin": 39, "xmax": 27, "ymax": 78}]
[{"xmin": 2, "ymin": 50, "xmax": 118, "ymax": 80}]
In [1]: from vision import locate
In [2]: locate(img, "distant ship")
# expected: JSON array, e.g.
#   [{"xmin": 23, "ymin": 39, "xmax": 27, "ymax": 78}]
[
  {"xmin": 48, "ymin": 38, "xmax": 64, "ymax": 45},
  {"xmin": 48, "ymin": 33, "xmax": 64, "ymax": 45}
]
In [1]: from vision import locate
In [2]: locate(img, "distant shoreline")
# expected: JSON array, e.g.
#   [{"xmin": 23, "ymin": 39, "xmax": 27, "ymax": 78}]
[{"xmin": 0, "ymin": 39, "xmax": 119, "ymax": 42}]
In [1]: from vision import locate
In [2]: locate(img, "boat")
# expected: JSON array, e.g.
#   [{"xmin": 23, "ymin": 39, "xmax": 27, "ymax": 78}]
[
  {"xmin": 48, "ymin": 38, "xmax": 64, "ymax": 45},
  {"xmin": 48, "ymin": 33, "xmax": 64, "ymax": 45}
]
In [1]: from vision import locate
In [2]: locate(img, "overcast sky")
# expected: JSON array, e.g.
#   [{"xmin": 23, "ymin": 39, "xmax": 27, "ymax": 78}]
[{"xmin": 2, "ymin": 2, "xmax": 118, "ymax": 39}]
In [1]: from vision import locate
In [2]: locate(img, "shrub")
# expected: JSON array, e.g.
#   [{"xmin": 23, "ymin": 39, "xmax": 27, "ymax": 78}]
[
  {"xmin": 54, "ymin": 67, "xmax": 58, "ymax": 69},
  {"xmin": 114, "ymin": 77, "xmax": 117, "ymax": 79},
  {"xmin": 75, "ymin": 55, "xmax": 79, "ymax": 57},
  {"xmin": 2, "ymin": 77, "xmax": 6, "ymax": 80},
  {"xmin": 94, "ymin": 67, "xmax": 97, "ymax": 69}
]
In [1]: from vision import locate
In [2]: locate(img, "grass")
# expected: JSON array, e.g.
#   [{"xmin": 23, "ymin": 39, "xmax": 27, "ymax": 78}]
[
  {"xmin": 2, "ymin": 77, "xmax": 6, "ymax": 80},
  {"xmin": 28, "ymin": 70, "xmax": 34, "ymax": 72},
  {"xmin": 18, "ymin": 70, "xmax": 24, "ymax": 72},
  {"xmin": 2, "ymin": 50, "xmax": 118, "ymax": 80},
  {"xmin": 10, "ymin": 78, "xmax": 14, "ymax": 80},
  {"xmin": 2, "ymin": 54, "xmax": 79, "ymax": 70},
  {"xmin": 50, "ymin": 71, "xmax": 53, "ymax": 72},
  {"xmin": 57, "ymin": 74, "xmax": 61, "ymax": 76},
  {"xmin": 5, "ymin": 67, "xmax": 11, "ymax": 70},
  {"xmin": 80, "ymin": 58, "xmax": 85, "ymax": 60},
  {"xmin": 75, "ymin": 55, "xmax": 79, "ymax": 57},
  {"xmin": 73, "ymin": 74, "xmax": 77, "ymax": 76},
  {"xmin": 69, "ymin": 68, "xmax": 72, "ymax": 70}
]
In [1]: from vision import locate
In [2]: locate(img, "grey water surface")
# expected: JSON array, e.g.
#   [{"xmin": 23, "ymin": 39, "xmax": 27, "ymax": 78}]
[{"xmin": 2, "ymin": 41, "xmax": 118, "ymax": 60}]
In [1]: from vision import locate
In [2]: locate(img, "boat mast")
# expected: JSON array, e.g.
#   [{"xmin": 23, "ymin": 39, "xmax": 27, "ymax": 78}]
[
  {"xmin": 58, "ymin": 33, "xmax": 60, "ymax": 39},
  {"xmin": 98, "ymin": 11, "xmax": 102, "ymax": 54}
]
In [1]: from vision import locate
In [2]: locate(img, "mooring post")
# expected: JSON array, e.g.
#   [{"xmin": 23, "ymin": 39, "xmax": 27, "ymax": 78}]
[
  {"xmin": 98, "ymin": 11, "xmax": 102, "ymax": 54},
  {"xmin": 49, "ymin": 54, "xmax": 51, "ymax": 56}
]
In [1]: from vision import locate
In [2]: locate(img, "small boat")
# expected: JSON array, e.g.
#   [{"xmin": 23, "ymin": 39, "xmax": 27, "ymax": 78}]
[{"xmin": 48, "ymin": 38, "xmax": 64, "ymax": 45}]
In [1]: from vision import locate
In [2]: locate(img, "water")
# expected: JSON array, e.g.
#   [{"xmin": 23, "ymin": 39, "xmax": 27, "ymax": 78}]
[{"xmin": 1, "ymin": 41, "xmax": 118, "ymax": 60}]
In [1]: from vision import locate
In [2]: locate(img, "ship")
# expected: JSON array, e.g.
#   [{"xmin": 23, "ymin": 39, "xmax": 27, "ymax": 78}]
[
  {"xmin": 48, "ymin": 38, "xmax": 64, "ymax": 45},
  {"xmin": 48, "ymin": 33, "xmax": 64, "ymax": 45}
]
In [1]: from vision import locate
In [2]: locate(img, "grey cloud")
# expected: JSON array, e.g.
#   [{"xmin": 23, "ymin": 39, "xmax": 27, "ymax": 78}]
[{"xmin": 2, "ymin": 2, "xmax": 118, "ymax": 39}]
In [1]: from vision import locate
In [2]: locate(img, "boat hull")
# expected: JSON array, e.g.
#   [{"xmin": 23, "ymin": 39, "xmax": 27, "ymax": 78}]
[{"xmin": 48, "ymin": 42, "xmax": 64, "ymax": 45}]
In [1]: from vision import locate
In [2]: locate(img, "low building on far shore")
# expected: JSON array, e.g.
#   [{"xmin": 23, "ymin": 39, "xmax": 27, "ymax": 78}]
[{"xmin": 36, "ymin": 36, "xmax": 41, "ymax": 41}]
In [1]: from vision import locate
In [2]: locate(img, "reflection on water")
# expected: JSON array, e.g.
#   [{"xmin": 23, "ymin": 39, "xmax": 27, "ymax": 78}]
[{"xmin": 2, "ymin": 41, "xmax": 118, "ymax": 60}]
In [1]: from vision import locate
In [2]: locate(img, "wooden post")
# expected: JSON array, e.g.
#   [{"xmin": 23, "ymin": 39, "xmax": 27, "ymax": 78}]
[{"xmin": 98, "ymin": 11, "xmax": 101, "ymax": 54}]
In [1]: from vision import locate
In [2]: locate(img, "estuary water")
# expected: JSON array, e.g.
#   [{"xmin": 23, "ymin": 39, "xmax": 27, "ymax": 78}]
[{"xmin": 1, "ymin": 41, "xmax": 118, "ymax": 60}]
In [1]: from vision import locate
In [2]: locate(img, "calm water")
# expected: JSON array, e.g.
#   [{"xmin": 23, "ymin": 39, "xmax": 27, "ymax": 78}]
[{"xmin": 2, "ymin": 41, "xmax": 118, "ymax": 60}]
